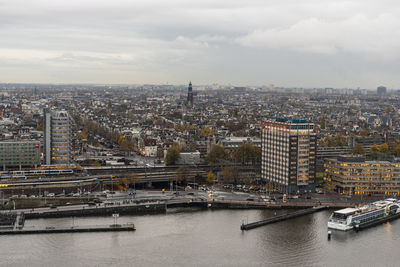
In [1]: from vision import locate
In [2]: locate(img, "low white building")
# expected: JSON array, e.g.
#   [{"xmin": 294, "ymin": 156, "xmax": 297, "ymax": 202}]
[{"xmin": 145, "ymin": 146, "xmax": 157, "ymax": 157}]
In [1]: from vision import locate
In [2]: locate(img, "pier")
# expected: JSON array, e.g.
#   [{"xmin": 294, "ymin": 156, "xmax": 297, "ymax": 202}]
[
  {"xmin": 240, "ymin": 206, "xmax": 327, "ymax": 230},
  {"xmin": 0, "ymin": 224, "xmax": 136, "ymax": 235}
]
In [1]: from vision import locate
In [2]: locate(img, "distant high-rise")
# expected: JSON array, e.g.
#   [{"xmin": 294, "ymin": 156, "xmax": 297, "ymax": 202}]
[
  {"xmin": 43, "ymin": 109, "xmax": 71, "ymax": 165},
  {"xmin": 187, "ymin": 81, "xmax": 193, "ymax": 107},
  {"xmin": 43, "ymin": 108, "xmax": 51, "ymax": 165},
  {"xmin": 261, "ymin": 118, "xmax": 317, "ymax": 194},
  {"xmin": 377, "ymin": 86, "xmax": 387, "ymax": 96}
]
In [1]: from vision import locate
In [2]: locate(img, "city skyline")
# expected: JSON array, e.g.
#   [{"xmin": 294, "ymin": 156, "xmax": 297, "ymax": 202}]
[{"xmin": 1, "ymin": 0, "xmax": 400, "ymax": 88}]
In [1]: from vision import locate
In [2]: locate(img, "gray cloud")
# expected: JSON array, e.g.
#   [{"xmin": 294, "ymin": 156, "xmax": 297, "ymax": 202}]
[{"xmin": 0, "ymin": 0, "xmax": 400, "ymax": 87}]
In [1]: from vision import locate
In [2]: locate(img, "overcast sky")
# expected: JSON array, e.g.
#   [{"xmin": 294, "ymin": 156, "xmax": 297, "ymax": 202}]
[{"xmin": 1, "ymin": 0, "xmax": 400, "ymax": 88}]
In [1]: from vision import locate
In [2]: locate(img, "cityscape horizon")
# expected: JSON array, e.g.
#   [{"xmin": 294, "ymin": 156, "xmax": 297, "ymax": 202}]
[{"xmin": 2, "ymin": 0, "xmax": 400, "ymax": 266}]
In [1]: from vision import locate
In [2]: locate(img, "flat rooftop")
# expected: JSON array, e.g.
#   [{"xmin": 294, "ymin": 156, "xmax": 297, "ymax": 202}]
[{"xmin": 334, "ymin": 208, "xmax": 358, "ymax": 214}]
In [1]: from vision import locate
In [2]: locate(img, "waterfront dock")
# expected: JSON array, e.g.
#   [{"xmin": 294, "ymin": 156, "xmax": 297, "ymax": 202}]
[
  {"xmin": 241, "ymin": 206, "xmax": 327, "ymax": 230},
  {"xmin": 0, "ymin": 223, "xmax": 136, "ymax": 235},
  {"xmin": 0, "ymin": 199, "xmax": 208, "ymax": 219},
  {"xmin": 10, "ymin": 202, "xmax": 166, "ymax": 219}
]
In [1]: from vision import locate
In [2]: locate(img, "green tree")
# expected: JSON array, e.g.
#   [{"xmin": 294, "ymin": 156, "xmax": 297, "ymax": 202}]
[
  {"xmin": 395, "ymin": 144, "xmax": 400, "ymax": 157},
  {"xmin": 165, "ymin": 145, "xmax": 181, "ymax": 165},
  {"xmin": 205, "ymin": 145, "xmax": 229, "ymax": 164}
]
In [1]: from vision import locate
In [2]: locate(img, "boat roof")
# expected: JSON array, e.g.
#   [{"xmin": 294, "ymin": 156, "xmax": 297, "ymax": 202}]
[{"xmin": 334, "ymin": 208, "xmax": 358, "ymax": 214}]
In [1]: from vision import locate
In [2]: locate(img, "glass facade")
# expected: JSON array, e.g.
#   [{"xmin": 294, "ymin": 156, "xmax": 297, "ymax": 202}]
[
  {"xmin": 324, "ymin": 157, "xmax": 400, "ymax": 195},
  {"xmin": 0, "ymin": 141, "xmax": 40, "ymax": 168}
]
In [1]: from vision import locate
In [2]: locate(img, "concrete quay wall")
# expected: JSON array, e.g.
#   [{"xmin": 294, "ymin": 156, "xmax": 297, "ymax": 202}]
[
  {"xmin": 208, "ymin": 200, "xmax": 353, "ymax": 209},
  {"xmin": 24, "ymin": 203, "xmax": 166, "ymax": 219}
]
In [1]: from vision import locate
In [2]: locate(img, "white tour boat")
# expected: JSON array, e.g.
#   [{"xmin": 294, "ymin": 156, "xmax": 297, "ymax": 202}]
[{"xmin": 328, "ymin": 199, "xmax": 400, "ymax": 231}]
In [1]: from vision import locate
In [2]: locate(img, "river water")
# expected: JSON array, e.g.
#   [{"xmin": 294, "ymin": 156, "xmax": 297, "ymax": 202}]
[{"xmin": 0, "ymin": 209, "xmax": 399, "ymax": 267}]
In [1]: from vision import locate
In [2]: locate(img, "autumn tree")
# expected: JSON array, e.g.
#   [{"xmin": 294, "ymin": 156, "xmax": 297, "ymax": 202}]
[
  {"xmin": 91, "ymin": 161, "xmax": 101, "ymax": 167},
  {"xmin": 37, "ymin": 122, "xmax": 44, "ymax": 131},
  {"xmin": 22, "ymin": 113, "xmax": 33, "ymax": 122},
  {"xmin": 359, "ymin": 130, "xmax": 369, "ymax": 137},
  {"xmin": 349, "ymin": 144, "xmax": 366, "ymax": 155},
  {"xmin": 165, "ymin": 145, "xmax": 181, "ymax": 165},
  {"xmin": 233, "ymin": 143, "xmax": 261, "ymax": 165},
  {"xmin": 233, "ymin": 108, "xmax": 239, "ymax": 117},
  {"xmin": 370, "ymin": 144, "xmax": 379, "ymax": 159},
  {"xmin": 319, "ymin": 134, "xmax": 347, "ymax": 147},
  {"xmin": 121, "ymin": 173, "xmax": 141, "ymax": 191},
  {"xmin": 119, "ymin": 138, "xmax": 135, "ymax": 153},
  {"xmin": 117, "ymin": 136, "xmax": 125, "ymax": 146},
  {"xmin": 395, "ymin": 144, "xmax": 400, "ymax": 157},
  {"xmin": 220, "ymin": 167, "xmax": 240, "ymax": 185},
  {"xmin": 77, "ymin": 128, "xmax": 88, "ymax": 140},
  {"xmin": 205, "ymin": 145, "xmax": 229, "ymax": 164},
  {"xmin": 174, "ymin": 167, "xmax": 189, "ymax": 186},
  {"xmin": 198, "ymin": 127, "xmax": 213, "ymax": 137},
  {"xmin": 152, "ymin": 118, "xmax": 161, "ymax": 125},
  {"xmin": 206, "ymin": 171, "xmax": 216, "ymax": 184},
  {"xmin": 379, "ymin": 143, "xmax": 389, "ymax": 154},
  {"xmin": 320, "ymin": 116, "xmax": 326, "ymax": 129}
]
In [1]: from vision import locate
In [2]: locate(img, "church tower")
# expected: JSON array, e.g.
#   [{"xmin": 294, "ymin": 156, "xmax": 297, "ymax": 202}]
[{"xmin": 187, "ymin": 81, "xmax": 193, "ymax": 107}]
